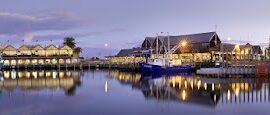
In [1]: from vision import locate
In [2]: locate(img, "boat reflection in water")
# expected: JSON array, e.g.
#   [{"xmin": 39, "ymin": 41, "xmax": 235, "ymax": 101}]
[
  {"xmin": 109, "ymin": 70, "xmax": 270, "ymax": 107},
  {"xmin": 0, "ymin": 70, "xmax": 81, "ymax": 96}
]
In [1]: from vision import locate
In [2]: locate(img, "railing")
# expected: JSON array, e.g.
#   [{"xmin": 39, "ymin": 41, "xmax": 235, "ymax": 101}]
[{"xmin": 2, "ymin": 54, "xmax": 73, "ymax": 57}]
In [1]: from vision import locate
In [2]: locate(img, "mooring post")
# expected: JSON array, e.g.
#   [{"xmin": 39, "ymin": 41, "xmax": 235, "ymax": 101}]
[{"xmin": 73, "ymin": 63, "xmax": 75, "ymax": 71}]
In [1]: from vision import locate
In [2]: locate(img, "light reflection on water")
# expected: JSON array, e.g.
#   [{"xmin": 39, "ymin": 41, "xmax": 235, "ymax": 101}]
[
  {"xmin": 0, "ymin": 70, "xmax": 269, "ymax": 115},
  {"xmin": 0, "ymin": 70, "xmax": 81, "ymax": 96}
]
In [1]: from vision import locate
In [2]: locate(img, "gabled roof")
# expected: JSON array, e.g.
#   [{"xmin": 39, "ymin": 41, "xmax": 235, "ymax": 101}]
[
  {"xmin": 141, "ymin": 37, "xmax": 156, "ymax": 48},
  {"xmin": 45, "ymin": 44, "xmax": 58, "ymax": 49},
  {"xmin": 145, "ymin": 37, "xmax": 155, "ymax": 44},
  {"xmin": 3, "ymin": 45, "xmax": 17, "ymax": 51},
  {"xmin": 18, "ymin": 44, "xmax": 31, "ymax": 50},
  {"xmin": 59, "ymin": 45, "xmax": 72, "ymax": 50},
  {"xmin": 158, "ymin": 32, "xmax": 217, "ymax": 46},
  {"xmin": 222, "ymin": 43, "xmax": 262, "ymax": 54},
  {"xmin": 222, "ymin": 43, "xmax": 236, "ymax": 52},
  {"xmin": 32, "ymin": 44, "xmax": 44, "ymax": 50},
  {"xmin": 116, "ymin": 48, "xmax": 141, "ymax": 57}
]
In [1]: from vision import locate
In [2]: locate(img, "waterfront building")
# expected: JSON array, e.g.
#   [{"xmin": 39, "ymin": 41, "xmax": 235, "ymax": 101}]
[
  {"xmin": 222, "ymin": 43, "xmax": 263, "ymax": 65},
  {"xmin": 110, "ymin": 47, "xmax": 144, "ymax": 64},
  {"xmin": 0, "ymin": 44, "xmax": 80, "ymax": 66},
  {"xmin": 113, "ymin": 32, "xmax": 263, "ymax": 66},
  {"xmin": 142, "ymin": 32, "xmax": 221, "ymax": 64}
]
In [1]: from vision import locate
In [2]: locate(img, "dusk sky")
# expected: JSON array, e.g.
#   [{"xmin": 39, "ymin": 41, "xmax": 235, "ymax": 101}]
[{"xmin": 0, "ymin": 0, "xmax": 270, "ymax": 57}]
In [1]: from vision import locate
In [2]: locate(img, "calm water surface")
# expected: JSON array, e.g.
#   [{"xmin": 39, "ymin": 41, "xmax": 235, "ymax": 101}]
[{"xmin": 0, "ymin": 70, "xmax": 269, "ymax": 115}]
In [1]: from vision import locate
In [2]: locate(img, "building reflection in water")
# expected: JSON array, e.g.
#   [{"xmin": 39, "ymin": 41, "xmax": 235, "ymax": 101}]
[
  {"xmin": 0, "ymin": 70, "xmax": 81, "ymax": 96},
  {"xmin": 109, "ymin": 70, "xmax": 270, "ymax": 107}
]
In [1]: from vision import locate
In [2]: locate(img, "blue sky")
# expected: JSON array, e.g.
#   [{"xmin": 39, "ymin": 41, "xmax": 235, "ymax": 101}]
[{"xmin": 0, "ymin": 0, "xmax": 270, "ymax": 57}]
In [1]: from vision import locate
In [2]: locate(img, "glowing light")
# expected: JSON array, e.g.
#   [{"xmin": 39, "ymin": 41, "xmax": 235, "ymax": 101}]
[
  {"xmin": 105, "ymin": 81, "xmax": 108, "ymax": 93},
  {"xmin": 197, "ymin": 80, "xmax": 201, "ymax": 90},
  {"xmin": 212, "ymin": 83, "xmax": 215, "ymax": 91},
  {"xmin": 181, "ymin": 90, "xmax": 187, "ymax": 101},
  {"xmin": 26, "ymin": 72, "xmax": 30, "ymax": 78},
  {"xmin": 191, "ymin": 81, "xmax": 193, "ymax": 89},
  {"xmin": 227, "ymin": 90, "xmax": 231, "ymax": 101},
  {"xmin": 104, "ymin": 43, "xmax": 108, "ymax": 47},
  {"xmin": 181, "ymin": 41, "xmax": 187, "ymax": 47},
  {"xmin": 214, "ymin": 94, "xmax": 217, "ymax": 102},
  {"xmin": 227, "ymin": 37, "xmax": 231, "ymax": 41},
  {"xmin": 204, "ymin": 83, "xmax": 207, "ymax": 90},
  {"xmin": 33, "ymin": 71, "xmax": 38, "ymax": 79},
  {"xmin": 3, "ymin": 71, "xmax": 10, "ymax": 78},
  {"xmin": 235, "ymin": 44, "xmax": 240, "ymax": 50},
  {"xmin": 53, "ymin": 71, "xmax": 57, "ymax": 79},
  {"xmin": 11, "ymin": 71, "xmax": 16, "ymax": 79},
  {"xmin": 184, "ymin": 80, "xmax": 187, "ymax": 88},
  {"xmin": 235, "ymin": 88, "xmax": 240, "ymax": 96}
]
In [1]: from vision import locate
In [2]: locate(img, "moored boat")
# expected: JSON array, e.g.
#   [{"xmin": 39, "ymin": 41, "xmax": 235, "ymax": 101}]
[
  {"xmin": 139, "ymin": 58, "xmax": 192, "ymax": 73},
  {"xmin": 139, "ymin": 33, "xmax": 192, "ymax": 73}
]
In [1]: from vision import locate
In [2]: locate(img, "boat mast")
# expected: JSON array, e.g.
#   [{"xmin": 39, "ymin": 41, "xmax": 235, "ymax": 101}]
[
  {"xmin": 156, "ymin": 33, "xmax": 159, "ymax": 58},
  {"xmin": 167, "ymin": 32, "xmax": 170, "ymax": 58}
]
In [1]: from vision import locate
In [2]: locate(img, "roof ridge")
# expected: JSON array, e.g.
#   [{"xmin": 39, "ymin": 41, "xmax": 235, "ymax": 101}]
[{"xmin": 170, "ymin": 31, "xmax": 216, "ymax": 37}]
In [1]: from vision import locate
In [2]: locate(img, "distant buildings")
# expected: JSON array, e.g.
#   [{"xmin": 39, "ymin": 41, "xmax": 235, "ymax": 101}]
[
  {"xmin": 0, "ymin": 44, "xmax": 81, "ymax": 66},
  {"xmin": 112, "ymin": 32, "xmax": 264, "ymax": 65},
  {"xmin": 110, "ymin": 47, "xmax": 144, "ymax": 64}
]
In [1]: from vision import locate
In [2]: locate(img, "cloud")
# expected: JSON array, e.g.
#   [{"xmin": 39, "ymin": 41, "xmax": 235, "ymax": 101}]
[
  {"xmin": 0, "ymin": 12, "xmax": 84, "ymax": 35},
  {"xmin": 23, "ymin": 33, "xmax": 35, "ymax": 42},
  {"xmin": 30, "ymin": 28, "xmax": 127, "ymax": 42}
]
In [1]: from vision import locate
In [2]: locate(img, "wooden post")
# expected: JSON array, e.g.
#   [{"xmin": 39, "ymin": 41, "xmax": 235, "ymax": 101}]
[
  {"xmin": 32, "ymin": 59, "xmax": 35, "ymax": 70},
  {"xmin": 16, "ymin": 59, "xmax": 19, "ymax": 71},
  {"xmin": 73, "ymin": 59, "xmax": 75, "ymax": 71},
  {"xmin": 65, "ymin": 59, "xmax": 68, "ymax": 71},
  {"xmin": 58, "ymin": 59, "xmax": 60, "ymax": 71},
  {"xmin": 74, "ymin": 63, "xmax": 75, "ymax": 71}
]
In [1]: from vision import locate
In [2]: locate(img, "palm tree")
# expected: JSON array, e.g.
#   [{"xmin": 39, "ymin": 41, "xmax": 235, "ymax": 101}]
[
  {"xmin": 73, "ymin": 47, "xmax": 82, "ymax": 57},
  {"xmin": 74, "ymin": 47, "xmax": 82, "ymax": 54},
  {"xmin": 63, "ymin": 37, "xmax": 76, "ymax": 48},
  {"xmin": 63, "ymin": 37, "xmax": 82, "ymax": 57}
]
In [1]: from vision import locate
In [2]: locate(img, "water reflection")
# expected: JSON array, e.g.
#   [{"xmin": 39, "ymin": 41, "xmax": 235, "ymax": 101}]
[
  {"xmin": 109, "ymin": 70, "xmax": 270, "ymax": 107},
  {"xmin": 0, "ymin": 70, "xmax": 81, "ymax": 96}
]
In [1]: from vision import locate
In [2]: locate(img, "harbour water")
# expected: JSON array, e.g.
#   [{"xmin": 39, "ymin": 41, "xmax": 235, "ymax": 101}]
[{"xmin": 0, "ymin": 70, "xmax": 269, "ymax": 115}]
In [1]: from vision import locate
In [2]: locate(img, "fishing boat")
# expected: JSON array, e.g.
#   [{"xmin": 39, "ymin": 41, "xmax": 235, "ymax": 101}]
[
  {"xmin": 139, "ymin": 33, "xmax": 192, "ymax": 73},
  {"xmin": 139, "ymin": 58, "xmax": 192, "ymax": 73}
]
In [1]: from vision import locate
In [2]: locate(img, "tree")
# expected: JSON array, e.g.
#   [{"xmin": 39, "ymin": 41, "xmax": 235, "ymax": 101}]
[
  {"xmin": 63, "ymin": 37, "xmax": 82, "ymax": 57},
  {"xmin": 74, "ymin": 47, "xmax": 82, "ymax": 54},
  {"xmin": 63, "ymin": 37, "xmax": 76, "ymax": 49}
]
